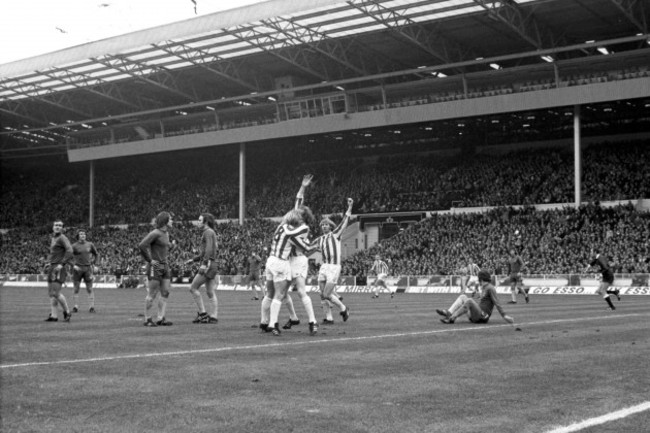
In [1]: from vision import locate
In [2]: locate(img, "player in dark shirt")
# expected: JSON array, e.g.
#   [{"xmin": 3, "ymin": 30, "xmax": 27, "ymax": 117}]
[
  {"xmin": 44, "ymin": 220, "xmax": 73, "ymax": 322},
  {"xmin": 586, "ymin": 249, "xmax": 620, "ymax": 310},
  {"xmin": 437, "ymin": 270, "xmax": 514, "ymax": 325},
  {"xmin": 139, "ymin": 211, "xmax": 175, "ymax": 327},
  {"xmin": 502, "ymin": 248, "xmax": 529, "ymax": 304},
  {"xmin": 71, "ymin": 230, "xmax": 99, "ymax": 313},
  {"xmin": 186, "ymin": 213, "xmax": 219, "ymax": 324},
  {"xmin": 246, "ymin": 252, "xmax": 263, "ymax": 300}
]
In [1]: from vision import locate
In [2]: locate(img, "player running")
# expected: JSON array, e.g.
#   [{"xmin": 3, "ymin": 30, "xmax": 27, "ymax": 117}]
[
  {"xmin": 370, "ymin": 254, "xmax": 393, "ymax": 299},
  {"xmin": 586, "ymin": 248, "xmax": 620, "ymax": 310}
]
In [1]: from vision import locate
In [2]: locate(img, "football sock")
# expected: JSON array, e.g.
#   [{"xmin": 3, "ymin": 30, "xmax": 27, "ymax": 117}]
[
  {"xmin": 449, "ymin": 296, "xmax": 465, "ymax": 314},
  {"xmin": 88, "ymin": 292, "xmax": 95, "ymax": 308},
  {"xmin": 321, "ymin": 299, "xmax": 333, "ymax": 320},
  {"xmin": 269, "ymin": 299, "xmax": 282, "ymax": 328},
  {"xmin": 261, "ymin": 296, "xmax": 272, "ymax": 324},
  {"xmin": 158, "ymin": 296, "xmax": 168, "ymax": 319},
  {"xmin": 57, "ymin": 294, "xmax": 70, "ymax": 313},
  {"xmin": 300, "ymin": 293, "xmax": 316, "ymax": 323},
  {"xmin": 284, "ymin": 295, "xmax": 298, "ymax": 321},
  {"xmin": 190, "ymin": 288, "xmax": 206, "ymax": 313},
  {"xmin": 604, "ymin": 295, "xmax": 615, "ymax": 310},
  {"xmin": 145, "ymin": 296, "xmax": 154, "ymax": 319},
  {"xmin": 73, "ymin": 294, "xmax": 79, "ymax": 308},
  {"xmin": 329, "ymin": 294, "xmax": 346, "ymax": 312},
  {"xmin": 208, "ymin": 295, "xmax": 218, "ymax": 318},
  {"xmin": 50, "ymin": 297, "xmax": 58, "ymax": 317}
]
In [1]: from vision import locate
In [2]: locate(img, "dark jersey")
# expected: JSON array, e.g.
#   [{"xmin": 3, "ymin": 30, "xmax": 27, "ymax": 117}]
[
  {"xmin": 194, "ymin": 227, "xmax": 217, "ymax": 265},
  {"xmin": 478, "ymin": 284, "xmax": 506, "ymax": 318},
  {"xmin": 591, "ymin": 254, "xmax": 614, "ymax": 283},
  {"xmin": 138, "ymin": 228, "xmax": 172, "ymax": 263},
  {"xmin": 72, "ymin": 241, "xmax": 98, "ymax": 266},
  {"xmin": 48, "ymin": 233, "xmax": 73, "ymax": 265}
]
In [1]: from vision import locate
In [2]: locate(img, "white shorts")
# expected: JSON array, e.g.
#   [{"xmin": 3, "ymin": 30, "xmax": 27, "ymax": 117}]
[
  {"xmin": 376, "ymin": 273, "xmax": 387, "ymax": 282},
  {"xmin": 318, "ymin": 263, "xmax": 341, "ymax": 284},
  {"xmin": 289, "ymin": 255, "xmax": 309, "ymax": 280},
  {"xmin": 265, "ymin": 256, "xmax": 291, "ymax": 283},
  {"xmin": 468, "ymin": 275, "xmax": 478, "ymax": 285}
]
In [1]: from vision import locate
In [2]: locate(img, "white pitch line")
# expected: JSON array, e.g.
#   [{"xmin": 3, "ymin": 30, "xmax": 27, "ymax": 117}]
[
  {"xmin": 544, "ymin": 401, "xmax": 650, "ymax": 433},
  {"xmin": 1, "ymin": 312, "xmax": 648, "ymax": 369}
]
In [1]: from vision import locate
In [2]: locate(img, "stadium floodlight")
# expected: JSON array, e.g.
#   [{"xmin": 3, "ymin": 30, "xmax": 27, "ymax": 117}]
[
  {"xmin": 335, "ymin": 86, "xmax": 345, "ymax": 91},
  {"xmin": 541, "ymin": 55, "xmax": 554, "ymax": 62},
  {"xmin": 489, "ymin": 63, "xmax": 501, "ymax": 70},
  {"xmin": 597, "ymin": 47, "xmax": 609, "ymax": 55},
  {"xmin": 267, "ymin": 96, "xmax": 276, "ymax": 102},
  {"xmin": 206, "ymin": 106, "xmax": 215, "ymax": 111}
]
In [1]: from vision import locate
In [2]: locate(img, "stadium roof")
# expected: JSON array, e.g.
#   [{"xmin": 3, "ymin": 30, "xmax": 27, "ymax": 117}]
[{"xmin": 1, "ymin": 0, "xmax": 649, "ymax": 158}]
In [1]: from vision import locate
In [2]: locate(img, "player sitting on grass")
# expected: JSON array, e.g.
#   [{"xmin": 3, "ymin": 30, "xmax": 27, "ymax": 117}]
[{"xmin": 437, "ymin": 270, "xmax": 514, "ymax": 325}]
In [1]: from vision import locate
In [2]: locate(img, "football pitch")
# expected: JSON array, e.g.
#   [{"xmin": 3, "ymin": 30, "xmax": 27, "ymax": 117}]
[{"xmin": 1, "ymin": 287, "xmax": 649, "ymax": 433}]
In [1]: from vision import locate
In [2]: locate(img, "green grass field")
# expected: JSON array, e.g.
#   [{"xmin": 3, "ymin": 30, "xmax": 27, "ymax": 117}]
[{"xmin": 1, "ymin": 287, "xmax": 649, "ymax": 433}]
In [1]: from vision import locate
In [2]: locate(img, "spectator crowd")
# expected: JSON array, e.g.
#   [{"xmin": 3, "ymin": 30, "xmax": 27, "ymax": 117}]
[{"xmin": 1, "ymin": 139, "xmax": 648, "ymax": 278}]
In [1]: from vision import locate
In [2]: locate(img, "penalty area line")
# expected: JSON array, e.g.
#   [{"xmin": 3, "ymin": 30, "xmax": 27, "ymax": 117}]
[
  {"xmin": 544, "ymin": 401, "xmax": 650, "ymax": 433},
  {"xmin": 1, "ymin": 312, "xmax": 648, "ymax": 369}
]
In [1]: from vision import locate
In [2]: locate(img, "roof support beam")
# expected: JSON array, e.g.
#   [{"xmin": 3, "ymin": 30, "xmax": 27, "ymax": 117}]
[
  {"xmin": 153, "ymin": 41, "xmax": 265, "ymax": 92},
  {"xmin": 472, "ymin": 0, "xmax": 561, "ymax": 49},
  {"xmin": 0, "ymin": 78, "xmax": 93, "ymax": 119},
  {"xmin": 93, "ymin": 55, "xmax": 199, "ymax": 102},
  {"xmin": 41, "ymin": 67, "xmax": 145, "ymax": 112},
  {"xmin": 608, "ymin": 0, "xmax": 648, "ymax": 33},
  {"xmin": 348, "ymin": 0, "xmax": 476, "ymax": 66},
  {"xmin": 223, "ymin": 25, "xmax": 333, "ymax": 81}
]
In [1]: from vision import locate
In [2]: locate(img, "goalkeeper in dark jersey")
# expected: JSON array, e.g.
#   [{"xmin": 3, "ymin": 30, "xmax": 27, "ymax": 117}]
[{"xmin": 437, "ymin": 270, "xmax": 514, "ymax": 325}]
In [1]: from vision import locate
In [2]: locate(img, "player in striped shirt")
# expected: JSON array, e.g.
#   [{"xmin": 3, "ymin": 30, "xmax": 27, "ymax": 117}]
[
  {"xmin": 185, "ymin": 213, "xmax": 220, "ymax": 324},
  {"xmin": 281, "ymin": 175, "xmax": 319, "ymax": 334},
  {"xmin": 261, "ymin": 208, "xmax": 317, "ymax": 336},
  {"xmin": 370, "ymin": 254, "xmax": 393, "ymax": 299},
  {"xmin": 44, "ymin": 219, "xmax": 73, "ymax": 322},
  {"xmin": 460, "ymin": 261, "xmax": 481, "ymax": 297},
  {"xmin": 315, "ymin": 197, "xmax": 353, "ymax": 324}
]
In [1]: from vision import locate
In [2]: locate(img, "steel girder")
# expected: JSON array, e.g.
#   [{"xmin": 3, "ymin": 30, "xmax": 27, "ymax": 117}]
[
  {"xmin": 92, "ymin": 54, "xmax": 199, "ymax": 102},
  {"xmin": 0, "ymin": 78, "xmax": 94, "ymax": 119},
  {"xmin": 348, "ymin": 0, "xmax": 476, "ymax": 66},
  {"xmin": 472, "ymin": 0, "xmax": 563, "ymax": 50},
  {"xmin": 40, "ymin": 67, "xmax": 145, "ymax": 112},
  {"xmin": 260, "ymin": 16, "xmax": 402, "ymax": 78},
  {"xmin": 223, "ymin": 24, "xmax": 335, "ymax": 81},
  {"xmin": 153, "ymin": 41, "xmax": 268, "ymax": 93},
  {"xmin": 608, "ymin": 0, "xmax": 648, "ymax": 33}
]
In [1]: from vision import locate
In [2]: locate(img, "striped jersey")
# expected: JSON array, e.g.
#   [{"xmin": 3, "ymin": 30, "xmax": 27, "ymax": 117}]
[
  {"xmin": 371, "ymin": 259, "xmax": 389, "ymax": 276},
  {"xmin": 270, "ymin": 223, "xmax": 311, "ymax": 260},
  {"xmin": 316, "ymin": 215, "xmax": 350, "ymax": 265},
  {"xmin": 467, "ymin": 262, "xmax": 480, "ymax": 276}
]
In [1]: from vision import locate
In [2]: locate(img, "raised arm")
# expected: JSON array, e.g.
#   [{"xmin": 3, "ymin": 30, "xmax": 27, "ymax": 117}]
[
  {"xmin": 294, "ymin": 174, "xmax": 313, "ymax": 209},
  {"xmin": 333, "ymin": 198, "xmax": 354, "ymax": 236}
]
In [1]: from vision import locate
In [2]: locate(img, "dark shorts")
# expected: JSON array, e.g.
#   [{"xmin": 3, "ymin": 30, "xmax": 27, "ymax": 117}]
[
  {"xmin": 73, "ymin": 266, "xmax": 94, "ymax": 283},
  {"xmin": 196, "ymin": 262, "xmax": 219, "ymax": 280},
  {"xmin": 248, "ymin": 272, "xmax": 260, "ymax": 283},
  {"xmin": 602, "ymin": 270, "xmax": 614, "ymax": 284},
  {"xmin": 505, "ymin": 274, "xmax": 522, "ymax": 285},
  {"xmin": 146, "ymin": 262, "xmax": 171, "ymax": 281},
  {"xmin": 47, "ymin": 265, "xmax": 68, "ymax": 284}
]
